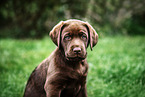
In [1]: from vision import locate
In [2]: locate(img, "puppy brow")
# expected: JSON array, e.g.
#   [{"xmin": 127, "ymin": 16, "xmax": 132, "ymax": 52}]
[
  {"xmin": 79, "ymin": 30, "xmax": 87, "ymax": 35},
  {"xmin": 63, "ymin": 32, "xmax": 71, "ymax": 36},
  {"xmin": 79, "ymin": 30, "xmax": 87, "ymax": 33}
]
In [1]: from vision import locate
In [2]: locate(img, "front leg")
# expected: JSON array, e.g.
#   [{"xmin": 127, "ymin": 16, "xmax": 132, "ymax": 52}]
[
  {"xmin": 77, "ymin": 84, "xmax": 88, "ymax": 97},
  {"xmin": 44, "ymin": 73, "xmax": 64, "ymax": 97},
  {"xmin": 44, "ymin": 83, "xmax": 61, "ymax": 97}
]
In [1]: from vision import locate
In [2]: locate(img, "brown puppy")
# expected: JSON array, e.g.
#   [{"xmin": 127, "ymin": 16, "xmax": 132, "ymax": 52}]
[{"xmin": 23, "ymin": 19, "xmax": 98, "ymax": 97}]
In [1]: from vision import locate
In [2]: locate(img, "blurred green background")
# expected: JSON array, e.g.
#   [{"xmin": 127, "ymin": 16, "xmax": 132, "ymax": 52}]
[
  {"xmin": 0, "ymin": 0, "xmax": 145, "ymax": 38},
  {"xmin": 0, "ymin": 0, "xmax": 145, "ymax": 97}
]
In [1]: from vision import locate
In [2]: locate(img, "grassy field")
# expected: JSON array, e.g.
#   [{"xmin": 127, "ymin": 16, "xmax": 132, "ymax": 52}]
[{"xmin": 0, "ymin": 36, "xmax": 145, "ymax": 97}]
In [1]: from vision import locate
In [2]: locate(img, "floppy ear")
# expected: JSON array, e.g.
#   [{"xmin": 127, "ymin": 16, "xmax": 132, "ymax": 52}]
[
  {"xmin": 85, "ymin": 22, "xmax": 98, "ymax": 50},
  {"xmin": 49, "ymin": 21, "xmax": 64, "ymax": 48}
]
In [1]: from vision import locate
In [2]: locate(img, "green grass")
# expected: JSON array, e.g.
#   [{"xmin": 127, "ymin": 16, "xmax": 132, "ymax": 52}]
[{"xmin": 0, "ymin": 36, "xmax": 145, "ymax": 97}]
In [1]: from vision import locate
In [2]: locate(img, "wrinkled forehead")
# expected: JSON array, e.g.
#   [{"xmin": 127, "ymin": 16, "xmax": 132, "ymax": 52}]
[{"xmin": 61, "ymin": 22, "xmax": 88, "ymax": 35}]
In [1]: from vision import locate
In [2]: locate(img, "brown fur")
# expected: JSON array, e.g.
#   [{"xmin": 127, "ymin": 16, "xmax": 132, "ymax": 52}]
[{"xmin": 23, "ymin": 19, "xmax": 98, "ymax": 97}]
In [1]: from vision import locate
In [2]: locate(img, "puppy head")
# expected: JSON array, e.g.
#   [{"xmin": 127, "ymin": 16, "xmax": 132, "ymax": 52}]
[{"xmin": 49, "ymin": 19, "xmax": 98, "ymax": 60}]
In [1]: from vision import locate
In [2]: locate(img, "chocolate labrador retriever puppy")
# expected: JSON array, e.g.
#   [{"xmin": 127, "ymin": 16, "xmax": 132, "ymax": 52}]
[{"xmin": 24, "ymin": 19, "xmax": 98, "ymax": 97}]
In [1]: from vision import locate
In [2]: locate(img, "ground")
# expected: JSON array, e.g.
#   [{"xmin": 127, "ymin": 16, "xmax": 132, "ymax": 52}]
[{"xmin": 0, "ymin": 36, "xmax": 145, "ymax": 97}]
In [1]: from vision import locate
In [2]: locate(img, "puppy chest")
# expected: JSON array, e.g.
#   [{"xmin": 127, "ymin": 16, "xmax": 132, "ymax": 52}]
[
  {"xmin": 65, "ymin": 74, "xmax": 87, "ymax": 89},
  {"xmin": 61, "ymin": 85, "xmax": 81, "ymax": 97}
]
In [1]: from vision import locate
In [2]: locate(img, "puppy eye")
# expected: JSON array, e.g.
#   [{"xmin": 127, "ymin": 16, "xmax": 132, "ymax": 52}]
[
  {"xmin": 64, "ymin": 35, "xmax": 71, "ymax": 40},
  {"xmin": 81, "ymin": 34, "xmax": 87, "ymax": 40}
]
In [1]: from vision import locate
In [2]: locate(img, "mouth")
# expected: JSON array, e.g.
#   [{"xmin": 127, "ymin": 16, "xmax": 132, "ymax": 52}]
[
  {"xmin": 66, "ymin": 57, "xmax": 85, "ymax": 61},
  {"xmin": 66, "ymin": 53, "xmax": 87, "ymax": 61}
]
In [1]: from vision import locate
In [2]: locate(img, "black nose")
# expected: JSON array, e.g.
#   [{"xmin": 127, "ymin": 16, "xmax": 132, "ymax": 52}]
[{"xmin": 73, "ymin": 47, "xmax": 81, "ymax": 53}]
